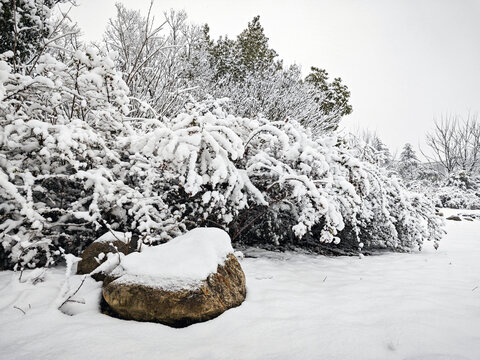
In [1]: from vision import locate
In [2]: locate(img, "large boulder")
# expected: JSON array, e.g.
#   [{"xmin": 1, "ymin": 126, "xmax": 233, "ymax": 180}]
[
  {"xmin": 77, "ymin": 231, "xmax": 135, "ymax": 280},
  {"xmin": 102, "ymin": 228, "xmax": 246, "ymax": 327}
]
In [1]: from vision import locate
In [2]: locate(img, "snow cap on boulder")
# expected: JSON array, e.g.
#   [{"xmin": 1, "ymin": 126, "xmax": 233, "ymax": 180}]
[{"xmin": 117, "ymin": 227, "xmax": 234, "ymax": 287}]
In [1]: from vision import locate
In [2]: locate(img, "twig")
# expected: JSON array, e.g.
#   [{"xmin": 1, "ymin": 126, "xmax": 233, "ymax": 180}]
[
  {"xmin": 98, "ymin": 219, "xmax": 122, "ymax": 242},
  {"xmin": 58, "ymin": 275, "xmax": 87, "ymax": 310},
  {"xmin": 13, "ymin": 305, "xmax": 26, "ymax": 315},
  {"xmin": 66, "ymin": 299, "xmax": 85, "ymax": 304}
]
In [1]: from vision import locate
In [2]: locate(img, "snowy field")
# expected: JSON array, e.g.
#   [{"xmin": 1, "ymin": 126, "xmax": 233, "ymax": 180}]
[{"xmin": 1, "ymin": 209, "xmax": 479, "ymax": 360}]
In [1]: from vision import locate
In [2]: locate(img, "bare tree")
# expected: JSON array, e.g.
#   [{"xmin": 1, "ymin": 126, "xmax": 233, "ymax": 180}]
[
  {"xmin": 425, "ymin": 113, "xmax": 480, "ymax": 175},
  {"xmin": 455, "ymin": 112, "xmax": 480, "ymax": 173},
  {"xmin": 103, "ymin": 3, "xmax": 205, "ymax": 118}
]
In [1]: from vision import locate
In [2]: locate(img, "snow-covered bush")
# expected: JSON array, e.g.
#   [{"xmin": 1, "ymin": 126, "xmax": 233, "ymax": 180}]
[
  {"xmin": 1, "ymin": 82, "xmax": 444, "ymax": 269},
  {"xmin": 207, "ymin": 64, "xmax": 343, "ymax": 136},
  {"xmin": 412, "ymin": 172, "xmax": 480, "ymax": 210},
  {"xmin": 0, "ymin": 2, "xmax": 444, "ymax": 270},
  {"xmin": 443, "ymin": 171, "xmax": 479, "ymax": 191},
  {"xmin": 0, "ymin": 47, "xmax": 185, "ymax": 270},
  {"xmin": 126, "ymin": 99, "xmax": 262, "ymax": 235},
  {"xmin": 128, "ymin": 100, "xmax": 443, "ymax": 253},
  {"xmin": 1, "ymin": 48, "xmax": 119, "ymax": 269},
  {"xmin": 435, "ymin": 187, "xmax": 480, "ymax": 210},
  {"xmin": 0, "ymin": 0, "xmax": 70, "ymax": 64},
  {"xmin": 241, "ymin": 127, "xmax": 442, "ymax": 253}
]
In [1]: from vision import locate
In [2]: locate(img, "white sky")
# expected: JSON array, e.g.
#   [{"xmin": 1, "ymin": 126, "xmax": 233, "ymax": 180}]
[{"xmin": 66, "ymin": 0, "xmax": 480, "ymax": 154}]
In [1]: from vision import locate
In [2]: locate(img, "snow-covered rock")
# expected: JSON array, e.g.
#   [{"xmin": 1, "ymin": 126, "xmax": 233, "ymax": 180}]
[
  {"xmin": 77, "ymin": 232, "xmax": 135, "ymax": 280},
  {"xmin": 446, "ymin": 215, "xmax": 462, "ymax": 221},
  {"xmin": 102, "ymin": 228, "xmax": 246, "ymax": 327}
]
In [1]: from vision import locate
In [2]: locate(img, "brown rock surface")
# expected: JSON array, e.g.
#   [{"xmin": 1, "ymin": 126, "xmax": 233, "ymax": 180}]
[
  {"xmin": 446, "ymin": 215, "xmax": 462, "ymax": 221},
  {"xmin": 77, "ymin": 240, "xmax": 131, "ymax": 280},
  {"xmin": 102, "ymin": 254, "xmax": 246, "ymax": 327}
]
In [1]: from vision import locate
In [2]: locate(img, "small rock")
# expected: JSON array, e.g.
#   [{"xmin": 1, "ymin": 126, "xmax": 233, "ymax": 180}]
[
  {"xmin": 77, "ymin": 234, "xmax": 136, "ymax": 280},
  {"xmin": 460, "ymin": 213, "xmax": 480, "ymax": 221},
  {"xmin": 446, "ymin": 215, "xmax": 462, "ymax": 221}
]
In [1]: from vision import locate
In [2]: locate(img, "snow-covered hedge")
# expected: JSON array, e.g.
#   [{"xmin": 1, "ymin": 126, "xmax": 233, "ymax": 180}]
[
  {"xmin": 0, "ymin": 49, "xmax": 183, "ymax": 270},
  {"xmin": 1, "ymin": 68, "xmax": 443, "ymax": 269},
  {"xmin": 410, "ymin": 172, "xmax": 480, "ymax": 210},
  {"xmin": 0, "ymin": 43, "xmax": 444, "ymax": 270},
  {"xmin": 127, "ymin": 100, "xmax": 443, "ymax": 253},
  {"xmin": 435, "ymin": 187, "xmax": 480, "ymax": 210}
]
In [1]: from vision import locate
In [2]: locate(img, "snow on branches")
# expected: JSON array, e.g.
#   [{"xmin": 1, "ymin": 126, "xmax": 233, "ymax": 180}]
[
  {"xmin": 0, "ymin": 47, "xmax": 178, "ymax": 270},
  {"xmin": 0, "ymin": 2, "xmax": 443, "ymax": 269},
  {"xmin": 0, "ymin": 49, "xmax": 444, "ymax": 269},
  {"xmin": 128, "ymin": 99, "xmax": 443, "ymax": 253}
]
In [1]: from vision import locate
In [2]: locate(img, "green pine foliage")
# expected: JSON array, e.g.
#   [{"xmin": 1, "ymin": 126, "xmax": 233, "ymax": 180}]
[{"xmin": 305, "ymin": 67, "xmax": 352, "ymax": 117}]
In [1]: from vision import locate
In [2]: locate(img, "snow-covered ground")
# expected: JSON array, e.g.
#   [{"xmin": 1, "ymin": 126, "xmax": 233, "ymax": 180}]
[{"xmin": 1, "ymin": 209, "xmax": 479, "ymax": 360}]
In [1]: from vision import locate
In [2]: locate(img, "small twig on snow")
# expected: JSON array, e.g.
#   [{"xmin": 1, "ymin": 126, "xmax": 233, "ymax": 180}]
[
  {"xmin": 66, "ymin": 299, "xmax": 85, "ymax": 304},
  {"xmin": 13, "ymin": 305, "xmax": 28, "ymax": 315},
  {"xmin": 58, "ymin": 275, "xmax": 87, "ymax": 310}
]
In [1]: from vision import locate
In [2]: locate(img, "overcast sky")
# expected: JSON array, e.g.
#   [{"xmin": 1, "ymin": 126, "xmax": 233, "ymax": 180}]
[{"xmin": 67, "ymin": 0, "xmax": 480, "ymax": 154}]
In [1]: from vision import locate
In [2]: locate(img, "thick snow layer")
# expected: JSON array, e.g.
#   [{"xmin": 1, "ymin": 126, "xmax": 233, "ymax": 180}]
[
  {"xmin": 113, "ymin": 227, "xmax": 233, "ymax": 289},
  {"xmin": 0, "ymin": 210, "xmax": 479, "ymax": 360},
  {"xmin": 121, "ymin": 227, "xmax": 233, "ymax": 278}
]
